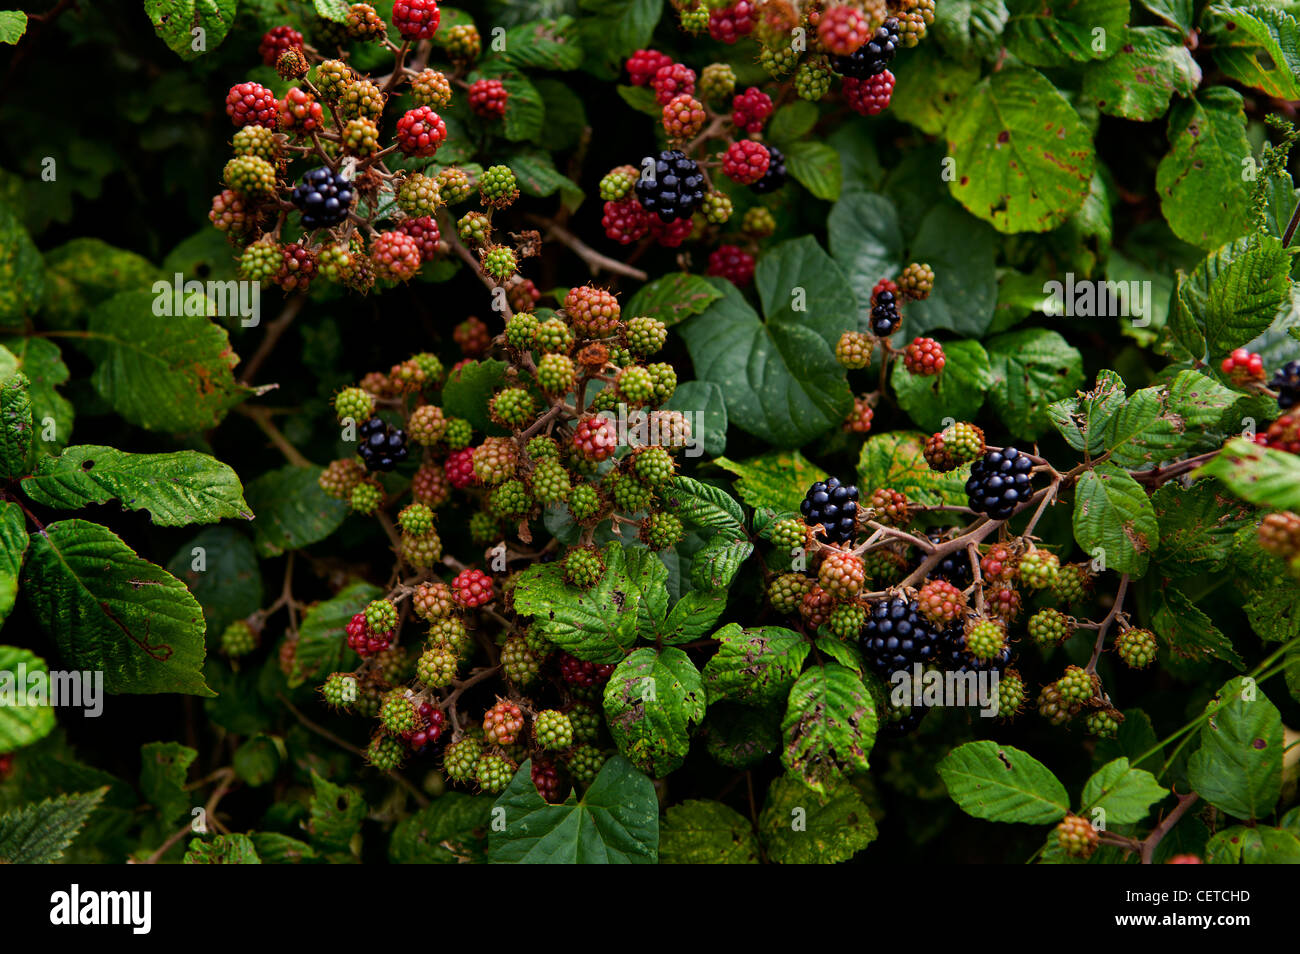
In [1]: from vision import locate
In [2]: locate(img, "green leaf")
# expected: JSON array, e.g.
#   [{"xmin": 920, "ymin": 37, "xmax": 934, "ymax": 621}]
[
  {"xmin": 1173, "ymin": 233, "xmax": 1291, "ymax": 361},
  {"xmin": 624, "ymin": 272, "xmax": 724, "ymax": 327},
  {"xmin": 661, "ymin": 476, "xmax": 747, "ymax": 540},
  {"xmin": 701, "ymin": 703, "xmax": 780, "ymax": 768},
  {"xmin": 938, "ymin": 740, "xmax": 1070, "ymax": 824},
  {"xmin": 488, "ymin": 755, "xmax": 659, "ymax": 863},
  {"xmin": 935, "ymin": 0, "xmax": 1010, "ymax": 63},
  {"xmin": 183, "ymin": 833, "xmax": 261, "ymax": 864},
  {"xmin": 856, "ymin": 430, "xmax": 970, "ymax": 506},
  {"xmin": 0, "ymin": 788, "xmax": 107, "ymax": 863},
  {"xmin": 1187, "ymin": 677, "xmax": 1283, "ymax": 821},
  {"xmin": 662, "ymin": 380, "xmax": 727, "ymax": 457},
  {"xmin": 784, "ymin": 140, "xmax": 842, "ymax": 201},
  {"xmin": 389, "ymin": 792, "xmax": 495, "ymax": 863},
  {"xmin": 143, "ymin": 0, "xmax": 237, "ymax": 61},
  {"xmin": 290, "ymin": 580, "xmax": 384, "ymax": 688},
  {"xmin": 1153, "ymin": 587, "xmax": 1244, "ymax": 667},
  {"xmin": 758, "ymin": 774, "xmax": 877, "ymax": 864},
  {"xmin": 603, "ymin": 647, "xmax": 706, "ymax": 776},
  {"xmin": 946, "ymin": 68, "xmax": 1096, "ymax": 233},
  {"xmin": 1081, "ymin": 27, "xmax": 1201, "ymax": 121},
  {"xmin": 40, "ymin": 238, "xmax": 163, "ymax": 329},
  {"xmin": 1106, "ymin": 371, "xmax": 1243, "ymax": 469},
  {"xmin": 781, "ymin": 664, "xmax": 876, "ymax": 793},
  {"xmin": 501, "ymin": 17, "xmax": 583, "ymax": 70},
  {"xmin": 1005, "ymin": 0, "xmax": 1131, "ymax": 66},
  {"xmin": 1152, "ymin": 480, "xmax": 1255, "ymax": 576},
  {"xmin": 1139, "ymin": 0, "xmax": 1193, "ymax": 32},
  {"xmin": 79, "ymin": 292, "xmax": 248, "ymax": 433},
  {"xmin": 244, "ymin": 465, "xmax": 348, "ymax": 557},
  {"xmin": 308, "ymin": 771, "xmax": 366, "ymax": 854},
  {"xmin": 0, "ymin": 372, "xmax": 31, "ymax": 479},
  {"xmin": 0, "ymin": 201, "xmax": 44, "ymax": 326},
  {"xmin": 890, "ymin": 42, "xmax": 981, "ymax": 135},
  {"xmin": 313, "ymin": 0, "xmax": 350, "ymax": 21},
  {"xmin": 768, "ymin": 101, "xmax": 819, "ymax": 146},
  {"xmin": 500, "ymin": 74, "xmax": 545, "ymax": 142},
  {"xmin": 1205, "ymin": 825, "xmax": 1300, "ymax": 863},
  {"xmin": 1, "ymin": 336, "xmax": 74, "ymax": 466},
  {"xmin": 615, "ymin": 83, "xmax": 661, "ymax": 116},
  {"xmin": 659, "ymin": 800, "xmax": 761, "ymax": 864},
  {"xmin": 507, "ymin": 148, "xmax": 583, "ymax": 210},
  {"xmin": 688, "ymin": 537, "xmax": 753, "ymax": 589},
  {"xmin": 1196, "ymin": 437, "xmax": 1300, "ymax": 509},
  {"xmin": 1072, "ymin": 462, "xmax": 1159, "ymax": 576},
  {"xmin": 892, "ymin": 340, "xmax": 993, "ymax": 431},
  {"xmin": 0, "ymin": 10, "xmax": 27, "ymax": 44},
  {"xmin": 23, "ymin": 519, "xmax": 211, "ymax": 696},
  {"xmin": 233, "ymin": 734, "xmax": 281, "ymax": 786},
  {"xmin": 0, "ymin": 646, "xmax": 55, "ymax": 750},
  {"xmin": 680, "ymin": 240, "xmax": 855, "ymax": 447},
  {"xmin": 712, "ymin": 450, "xmax": 826, "ymax": 513},
  {"xmin": 1081, "ymin": 758, "xmax": 1168, "ymax": 824},
  {"xmin": 1156, "ymin": 88, "xmax": 1253, "ymax": 250},
  {"xmin": 0, "ymin": 501, "xmax": 28, "ymax": 627},
  {"xmin": 1048, "ymin": 368, "xmax": 1128, "ymax": 454},
  {"xmin": 1203, "ymin": 3, "xmax": 1300, "ymax": 100},
  {"xmin": 703, "ymin": 623, "xmax": 810, "ymax": 707},
  {"xmin": 828, "ymin": 191, "xmax": 903, "ymax": 320},
  {"xmin": 166, "ymin": 527, "xmax": 264, "ymax": 642},
  {"xmin": 985, "ymin": 328, "xmax": 1086, "ymax": 439},
  {"xmin": 140, "ymin": 741, "xmax": 197, "ymax": 826},
  {"xmin": 441, "ymin": 358, "xmax": 508, "ymax": 433},
  {"xmin": 903, "ymin": 202, "xmax": 1000, "ymax": 338},
  {"xmin": 22, "ymin": 445, "xmax": 252, "ymax": 527},
  {"xmin": 250, "ymin": 832, "xmax": 321, "ymax": 864}
]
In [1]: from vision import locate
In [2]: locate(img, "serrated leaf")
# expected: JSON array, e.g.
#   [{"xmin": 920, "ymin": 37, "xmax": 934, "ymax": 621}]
[
  {"xmin": 624, "ymin": 272, "xmax": 724, "ymax": 327},
  {"xmin": 1081, "ymin": 758, "xmax": 1168, "ymax": 824},
  {"xmin": 143, "ymin": 0, "xmax": 237, "ymax": 61},
  {"xmin": 22, "ymin": 445, "xmax": 251, "ymax": 527},
  {"xmin": 441, "ymin": 358, "xmax": 507, "ymax": 434},
  {"xmin": 0, "ymin": 198, "xmax": 46, "ymax": 328},
  {"xmin": 1048, "ymin": 368, "xmax": 1128, "ymax": 453},
  {"xmin": 0, "ymin": 788, "xmax": 107, "ymax": 863},
  {"xmin": 507, "ymin": 147, "xmax": 583, "ymax": 209},
  {"xmin": 828, "ymin": 191, "xmax": 904, "ymax": 319},
  {"xmin": 0, "ymin": 646, "xmax": 55, "ymax": 750},
  {"xmin": 604, "ymin": 647, "xmax": 706, "ymax": 776},
  {"xmin": 140, "ymin": 741, "xmax": 197, "ymax": 826},
  {"xmin": 244, "ymin": 465, "xmax": 347, "ymax": 557},
  {"xmin": 856, "ymin": 430, "xmax": 970, "ymax": 506},
  {"xmin": 688, "ymin": 537, "xmax": 753, "ymax": 589},
  {"xmin": 1205, "ymin": 825, "xmax": 1300, "ymax": 863},
  {"xmin": 935, "ymin": 0, "xmax": 1009, "ymax": 62},
  {"xmin": 1081, "ymin": 27, "xmax": 1201, "ymax": 121},
  {"xmin": 903, "ymin": 202, "xmax": 1000, "ymax": 338},
  {"xmin": 1188, "ymin": 677, "xmax": 1283, "ymax": 821},
  {"xmin": 1196, "ymin": 437, "xmax": 1300, "ymax": 509},
  {"xmin": 1152, "ymin": 480, "xmax": 1254, "ymax": 576},
  {"xmin": 703, "ymin": 624, "xmax": 810, "ymax": 707},
  {"xmin": 1153, "ymin": 588, "xmax": 1244, "ymax": 667},
  {"xmin": 290, "ymin": 580, "xmax": 384, "ymax": 688},
  {"xmin": 1203, "ymin": 3, "xmax": 1300, "ymax": 100},
  {"xmin": 946, "ymin": 68, "xmax": 1096, "ymax": 233},
  {"xmin": 659, "ymin": 800, "xmax": 760, "ymax": 864},
  {"xmin": 250, "ymin": 832, "xmax": 321, "ymax": 864},
  {"xmin": 1, "ymin": 336, "xmax": 74, "ymax": 467},
  {"xmin": 712, "ymin": 450, "xmax": 826, "ymax": 513},
  {"xmin": 986, "ymin": 328, "xmax": 1086, "ymax": 438},
  {"xmin": 1173, "ymin": 234, "xmax": 1291, "ymax": 362},
  {"xmin": 781, "ymin": 663, "xmax": 876, "ymax": 793},
  {"xmin": 501, "ymin": 17, "xmax": 583, "ymax": 71},
  {"xmin": 313, "ymin": 0, "xmax": 350, "ymax": 21},
  {"xmin": 758, "ymin": 774, "xmax": 876, "ymax": 864},
  {"xmin": 489, "ymin": 756, "xmax": 658, "ymax": 863},
  {"xmin": 1106, "ymin": 371, "xmax": 1243, "ymax": 469},
  {"xmin": 938, "ymin": 740, "xmax": 1069, "ymax": 824},
  {"xmin": 308, "ymin": 771, "xmax": 366, "ymax": 854},
  {"xmin": 1073, "ymin": 462, "xmax": 1158, "ymax": 576},
  {"xmin": 183, "ymin": 832, "xmax": 261, "ymax": 864},
  {"xmin": 1139, "ymin": 0, "xmax": 1193, "ymax": 32},
  {"xmin": 1005, "ymin": 0, "xmax": 1131, "ymax": 67},
  {"xmin": 890, "ymin": 42, "xmax": 981, "ymax": 135},
  {"xmin": 500, "ymin": 74, "xmax": 545, "ymax": 142},
  {"xmin": 0, "ymin": 501, "xmax": 28, "ymax": 627},
  {"xmin": 892, "ymin": 340, "xmax": 992, "ymax": 431},
  {"xmin": 22, "ymin": 519, "xmax": 210, "ymax": 696},
  {"xmin": 661, "ymin": 476, "xmax": 747, "ymax": 540},
  {"xmin": 0, "ymin": 371, "xmax": 31, "ymax": 478},
  {"xmin": 702, "ymin": 702, "xmax": 781, "ymax": 769},
  {"xmin": 389, "ymin": 792, "xmax": 494, "ymax": 864},
  {"xmin": 0, "ymin": 10, "xmax": 27, "ymax": 44}
]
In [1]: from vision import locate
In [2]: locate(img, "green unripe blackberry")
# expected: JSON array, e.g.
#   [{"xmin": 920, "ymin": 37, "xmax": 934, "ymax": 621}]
[
  {"xmin": 490, "ymin": 479, "xmax": 531, "ymax": 517},
  {"xmin": 536, "ymin": 353, "xmax": 576, "ymax": 394},
  {"xmin": 505, "ymin": 312, "xmax": 539, "ymax": 350},
  {"xmin": 646, "ymin": 362, "xmax": 677, "ymax": 403},
  {"xmin": 397, "ymin": 173, "xmax": 441, "ymax": 216},
  {"xmin": 624, "ymin": 316, "xmax": 667, "ymax": 356},
  {"xmin": 443, "ymin": 737, "xmax": 482, "ymax": 782},
  {"xmin": 314, "ymin": 59, "xmax": 353, "ymax": 101},
  {"xmin": 321, "ymin": 672, "xmax": 358, "ymax": 708},
  {"xmin": 632, "ymin": 446, "xmax": 675, "ymax": 486},
  {"xmin": 599, "ymin": 166, "xmax": 638, "ymax": 202},
  {"xmin": 338, "ymin": 77, "xmax": 386, "ymax": 120},
  {"xmin": 349, "ymin": 480, "xmax": 383, "ymax": 514},
  {"xmin": 443, "ymin": 23, "xmax": 482, "ymax": 62},
  {"xmin": 701, "ymin": 190, "xmax": 733, "ymax": 224},
  {"xmin": 640, "ymin": 512, "xmax": 684, "ymax": 550},
  {"xmin": 469, "ymin": 510, "xmax": 501, "ymax": 545},
  {"xmin": 458, "ymin": 211, "xmax": 492, "ymax": 247},
  {"xmin": 232, "ymin": 124, "xmax": 279, "ymax": 163},
  {"xmin": 587, "ymin": 388, "xmax": 620, "ymax": 414},
  {"xmin": 374, "ymin": 646, "xmax": 413, "ymax": 685},
  {"xmin": 679, "ymin": 3, "xmax": 709, "ymax": 32},
  {"xmin": 742, "ymin": 206, "xmax": 777, "ymax": 238},
  {"xmin": 238, "ymin": 237, "xmax": 282, "ymax": 282},
  {"xmin": 367, "ymin": 735, "xmax": 406, "ymax": 771},
  {"xmin": 380, "ymin": 690, "xmax": 420, "ymax": 734},
  {"xmin": 431, "ymin": 617, "xmax": 474, "ymax": 658},
  {"xmin": 566, "ymin": 744, "xmax": 606, "ymax": 786},
  {"xmin": 769, "ymin": 572, "xmax": 813, "ymax": 613},
  {"xmin": 411, "ymin": 352, "xmax": 444, "ymax": 384},
  {"xmin": 1084, "ymin": 708, "xmax": 1123, "ymax": 739},
  {"xmin": 699, "ymin": 61, "xmax": 737, "ymax": 98},
  {"xmin": 413, "ymin": 581, "xmax": 455, "ymax": 620},
  {"xmin": 836, "ymin": 331, "xmax": 873, "ymax": 369},
  {"xmin": 1019, "ymin": 550, "xmax": 1059, "ymax": 589},
  {"xmin": 964, "ymin": 618, "xmax": 1007, "ymax": 662},
  {"xmin": 1116, "ymin": 628, "xmax": 1157, "ymax": 669},
  {"xmin": 564, "ymin": 547, "xmax": 605, "ymax": 588},
  {"xmin": 530, "ymin": 458, "xmax": 572, "ymax": 504},
  {"xmin": 398, "ymin": 502, "xmax": 435, "ymax": 536},
  {"xmin": 898, "ymin": 262, "xmax": 935, "ymax": 300},
  {"xmin": 417, "ymin": 644, "xmax": 459, "ymax": 688},
  {"xmin": 473, "ymin": 437, "xmax": 517, "ymax": 485},
  {"xmin": 443, "ymin": 417, "xmax": 473, "ymax": 450},
  {"xmin": 533, "ymin": 317, "xmax": 574, "ymax": 355},
  {"xmin": 365, "ymin": 599, "xmax": 399, "ymax": 634},
  {"xmin": 533, "ymin": 710, "xmax": 574, "ymax": 750},
  {"xmin": 334, "ymin": 387, "xmax": 374, "ymax": 423},
  {"xmin": 1056, "ymin": 665, "xmax": 1094, "ymax": 706},
  {"xmin": 500, "ymin": 635, "xmax": 541, "ymax": 686},
  {"xmin": 568, "ymin": 706, "xmax": 602, "ymax": 744},
  {"xmin": 342, "ymin": 117, "xmax": 381, "ymax": 155},
  {"xmin": 766, "ymin": 517, "xmax": 805, "ymax": 552},
  {"xmin": 521, "ymin": 626, "xmax": 555, "ymax": 657},
  {"xmin": 410, "ymin": 68, "xmax": 453, "ymax": 108},
  {"xmin": 827, "ymin": 603, "xmax": 867, "ymax": 640},
  {"xmin": 434, "ymin": 166, "xmax": 473, "ymax": 204},
  {"xmin": 862, "ymin": 548, "xmax": 907, "ymax": 584},
  {"xmin": 490, "ymin": 387, "xmax": 536, "ymax": 428},
  {"xmin": 479, "ymin": 164, "xmax": 520, "ymax": 207},
  {"xmin": 481, "ymin": 245, "xmax": 517, "ymax": 281},
  {"xmin": 996, "ymin": 669, "xmax": 1025, "ymax": 720},
  {"xmin": 1037, "ymin": 682, "xmax": 1072, "ymax": 725},
  {"xmin": 794, "ymin": 57, "xmax": 833, "ymax": 100},
  {"xmin": 610, "ymin": 473, "xmax": 654, "ymax": 512},
  {"xmin": 474, "ymin": 753, "xmax": 516, "ymax": 794},
  {"xmin": 320, "ymin": 458, "xmax": 366, "ymax": 499},
  {"xmin": 526, "ymin": 435, "xmax": 560, "ymax": 461},
  {"xmin": 408, "ymin": 405, "xmax": 447, "ymax": 446},
  {"xmin": 402, "ymin": 531, "xmax": 443, "ymax": 569},
  {"xmin": 317, "ymin": 243, "xmax": 355, "ymax": 283},
  {"xmin": 221, "ymin": 620, "xmax": 257, "ymax": 657},
  {"xmin": 759, "ymin": 44, "xmax": 800, "ymax": 77},
  {"xmin": 1050, "ymin": 564, "xmax": 1092, "ymax": 604},
  {"xmin": 223, "ymin": 155, "xmax": 277, "ymax": 198},
  {"xmin": 1028, "ymin": 608, "xmax": 1073, "ymax": 647},
  {"xmin": 568, "ymin": 483, "xmax": 602, "ymax": 522},
  {"xmin": 1056, "ymin": 814, "xmax": 1098, "ymax": 858}
]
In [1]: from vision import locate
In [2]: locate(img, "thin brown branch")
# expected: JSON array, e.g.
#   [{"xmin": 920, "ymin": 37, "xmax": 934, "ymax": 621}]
[
  {"xmin": 237, "ymin": 405, "xmax": 312, "ymax": 467},
  {"xmin": 524, "ymin": 214, "xmax": 649, "ymax": 281},
  {"xmin": 1140, "ymin": 792, "xmax": 1199, "ymax": 864},
  {"xmin": 240, "ymin": 295, "xmax": 307, "ymax": 385}
]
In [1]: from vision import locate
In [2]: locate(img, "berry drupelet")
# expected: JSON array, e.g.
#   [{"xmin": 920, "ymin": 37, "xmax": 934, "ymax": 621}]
[
  {"xmin": 860, "ymin": 596, "xmax": 941, "ymax": 676},
  {"xmin": 291, "ymin": 167, "xmax": 355, "ymax": 229},
  {"xmin": 749, "ymin": 145, "xmax": 787, "ymax": 194},
  {"xmin": 1271, "ymin": 360, "xmax": 1300, "ymax": 409},
  {"xmin": 800, "ymin": 477, "xmax": 859, "ymax": 544},
  {"xmin": 965, "ymin": 446, "xmax": 1035, "ymax": 520},
  {"xmin": 634, "ymin": 149, "xmax": 707, "ymax": 222},
  {"xmin": 357, "ymin": 416, "xmax": 409, "ymax": 471},
  {"xmin": 832, "ymin": 18, "xmax": 901, "ymax": 79}
]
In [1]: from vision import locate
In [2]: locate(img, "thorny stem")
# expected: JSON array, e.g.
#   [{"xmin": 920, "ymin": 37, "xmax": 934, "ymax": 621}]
[
  {"xmin": 1140, "ymin": 792, "xmax": 1200, "ymax": 864},
  {"xmin": 1085, "ymin": 574, "xmax": 1129, "ymax": 673}
]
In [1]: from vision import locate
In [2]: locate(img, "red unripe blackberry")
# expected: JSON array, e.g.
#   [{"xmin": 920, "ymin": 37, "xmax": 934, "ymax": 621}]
[
  {"xmin": 532, "ymin": 758, "xmax": 563, "ymax": 803},
  {"xmin": 843, "ymin": 71, "xmax": 895, "ymax": 116},
  {"xmin": 558, "ymin": 652, "xmax": 615, "ymax": 687},
  {"xmin": 452, "ymin": 568, "xmax": 493, "ymax": 607},
  {"xmin": 722, "ymin": 139, "xmax": 771, "ymax": 185},
  {"xmin": 626, "ymin": 49, "xmax": 673, "ymax": 86},
  {"xmin": 565, "ymin": 285, "xmax": 622, "ymax": 337},
  {"xmin": 903, "ymin": 337, "xmax": 945, "ymax": 375},
  {"xmin": 651, "ymin": 62, "xmax": 696, "ymax": 105},
  {"xmin": 259, "ymin": 25, "xmax": 304, "ymax": 66},
  {"xmin": 1259, "ymin": 511, "xmax": 1300, "ymax": 558},
  {"xmin": 603, "ymin": 197, "xmax": 651, "ymax": 244},
  {"xmin": 986, "ymin": 583, "xmax": 1022, "ymax": 622},
  {"xmin": 708, "ymin": 1, "xmax": 756, "ymax": 43},
  {"xmin": 468, "ymin": 78, "xmax": 508, "ymax": 118},
  {"xmin": 844, "ymin": 395, "xmax": 875, "ymax": 434},
  {"xmin": 346, "ymin": 612, "xmax": 392, "ymax": 657},
  {"xmin": 278, "ymin": 86, "xmax": 323, "ymax": 134},
  {"xmin": 1056, "ymin": 814, "xmax": 1098, "ymax": 858},
  {"xmin": 391, "ymin": 0, "xmax": 441, "ymax": 39},
  {"xmin": 818, "ymin": 4, "xmax": 872, "ymax": 56},
  {"xmin": 869, "ymin": 487, "xmax": 911, "ymax": 525},
  {"xmin": 979, "ymin": 543, "xmax": 1018, "ymax": 582},
  {"xmin": 483, "ymin": 699, "xmax": 525, "ymax": 745},
  {"xmin": 917, "ymin": 578, "xmax": 967, "ymax": 626},
  {"xmin": 707, "ymin": 245, "xmax": 756, "ymax": 286},
  {"xmin": 572, "ymin": 414, "xmax": 619, "ymax": 462},
  {"xmin": 731, "ymin": 86, "xmax": 773, "ymax": 133},
  {"xmin": 799, "ymin": 585, "xmax": 835, "ymax": 627},
  {"xmin": 226, "ymin": 81, "xmax": 279, "ymax": 128},
  {"xmin": 1257, "ymin": 411, "xmax": 1300, "ymax": 453},
  {"xmin": 395, "ymin": 106, "xmax": 447, "ymax": 157},
  {"xmin": 662, "ymin": 94, "xmax": 706, "ymax": 139},
  {"xmin": 818, "ymin": 551, "xmax": 865, "ymax": 599},
  {"xmin": 372, "ymin": 230, "xmax": 422, "ymax": 281},
  {"xmin": 444, "ymin": 448, "xmax": 477, "ymax": 489}
]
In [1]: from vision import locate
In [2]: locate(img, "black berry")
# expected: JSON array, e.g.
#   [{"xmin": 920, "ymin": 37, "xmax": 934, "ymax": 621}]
[
  {"xmin": 922, "ymin": 530, "xmax": 973, "ymax": 588},
  {"xmin": 749, "ymin": 145, "xmax": 787, "ymax": 195},
  {"xmin": 859, "ymin": 596, "xmax": 940, "ymax": 675},
  {"xmin": 357, "ymin": 416, "xmax": 409, "ymax": 471},
  {"xmin": 634, "ymin": 149, "xmax": 706, "ymax": 222},
  {"xmin": 1271, "ymin": 360, "xmax": 1300, "ymax": 409},
  {"xmin": 800, "ymin": 476, "xmax": 859, "ymax": 544},
  {"xmin": 937, "ymin": 620, "xmax": 1010, "ymax": 674},
  {"xmin": 965, "ymin": 446, "xmax": 1035, "ymax": 520},
  {"xmin": 832, "ymin": 18, "xmax": 900, "ymax": 79},
  {"xmin": 291, "ymin": 166, "xmax": 355, "ymax": 229},
  {"xmin": 870, "ymin": 289, "xmax": 900, "ymax": 337}
]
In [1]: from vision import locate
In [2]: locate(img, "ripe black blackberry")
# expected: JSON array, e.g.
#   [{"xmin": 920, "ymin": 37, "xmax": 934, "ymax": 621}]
[
  {"xmin": 750, "ymin": 145, "xmax": 787, "ymax": 194},
  {"xmin": 800, "ymin": 476, "xmax": 859, "ymax": 544},
  {"xmin": 965, "ymin": 446, "xmax": 1035, "ymax": 520},
  {"xmin": 291, "ymin": 166, "xmax": 355, "ymax": 229},
  {"xmin": 937, "ymin": 620, "xmax": 1010, "ymax": 674},
  {"xmin": 870, "ymin": 289, "xmax": 900, "ymax": 337},
  {"xmin": 357, "ymin": 416, "xmax": 409, "ymax": 471},
  {"xmin": 880, "ymin": 703, "xmax": 929, "ymax": 737},
  {"xmin": 921, "ymin": 530, "xmax": 973, "ymax": 588},
  {"xmin": 1272, "ymin": 360, "xmax": 1300, "ymax": 409},
  {"xmin": 832, "ymin": 18, "xmax": 900, "ymax": 79},
  {"xmin": 634, "ymin": 149, "xmax": 706, "ymax": 222},
  {"xmin": 859, "ymin": 596, "xmax": 941, "ymax": 675}
]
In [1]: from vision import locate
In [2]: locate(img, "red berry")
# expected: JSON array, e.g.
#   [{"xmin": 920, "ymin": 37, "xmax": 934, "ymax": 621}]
[
  {"xmin": 871, "ymin": 277, "xmax": 899, "ymax": 305},
  {"xmin": 452, "ymin": 568, "xmax": 493, "ymax": 608},
  {"xmin": 372, "ymin": 230, "xmax": 422, "ymax": 281},
  {"xmin": 259, "ymin": 26, "xmax": 303, "ymax": 67},
  {"xmin": 391, "ymin": 0, "xmax": 441, "ymax": 40},
  {"xmin": 395, "ymin": 106, "xmax": 447, "ymax": 156},
  {"xmin": 844, "ymin": 71, "xmax": 895, "ymax": 116},
  {"xmin": 226, "ymin": 82, "xmax": 279, "ymax": 129},
  {"xmin": 445, "ymin": 448, "xmax": 477, "ymax": 488},
  {"xmin": 731, "ymin": 87, "xmax": 773, "ymax": 133},
  {"xmin": 277, "ymin": 243, "xmax": 316, "ymax": 292},
  {"xmin": 1221, "ymin": 347, "xmax": 1266, "ymax": 384},
  {"xmin": 651, "ymin": 63, "xmax": 696, "ymax": 106},
  {"xmin": 602, "ymin": 197, "xmax": 651, "ymax": 244},
  {"xmin": 844, "ymin": 395, "xmax": 874, "ymax": 433},
  {"xmin": 627, "ymin": 49, "xmax": 673, "ymax": 86},
  {"xmin": 818, "ymin": 4, "xmax": 871, "ymax": 56},
  {"xmin": 707, "ymin": 245, "xmax": 756, "ymax": 286},
  {"xmin": 722, "ymin": 139, "xmax": 771, "ymax": 185},
  {"xmin": 468, "ymin": 78, "xmax": 508, "ymax": 119},
  {"xmin": 398, "ymin": 216, "xmax": 441, "ymax": 261},
  {"xmin": 532, "ymin": 757, "xmax": 562, "ymax": 802},
  {"xmin": 558, "ymin": 651, "xmax": 615, "ymax": 687},
  {"xmin": 708, "ymin": 1, "xmax": 756, "ymax": 43},
  {"xmin": 648, "ymin": 215, "xmax": 693, "ymax": 248},
  {"xmin": 278, "ymin": 86, "xmax": 323, "ymax": 134},
  {"xmin": 346, "ymin": 612, "xmax": 392, "ymax": 657},
  {"xmin": 903, "ymin": 337, "xmax": 946, "ymax": 375},
  {"xmin": 572, "ymin": 414, "xmax": 618, "ymax": 461},
  {"xmin": 454, "ymin": 316, "xmax": 490, "ymax": 356},
  {"xmin": 1258, "ymin": 411, "xmax": 1300, "ymax": 454}
]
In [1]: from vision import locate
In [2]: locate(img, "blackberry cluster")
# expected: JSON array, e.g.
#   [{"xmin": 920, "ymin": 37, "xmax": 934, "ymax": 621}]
[
  {"xmin": 879, "ymin": 702, "xmax": 928, "ymax": 737},
  {"xmin": 832, "ymin": 18, "xmax": 900, "ymax": 79},
  {"xmin": 750, "ymin": 145, "xmax": 787, "ymax": 194},
  {"xmin": 290, "ymin": 166, "xmax": 355, "ymax": 229},
  {"xmin": 1272, "ymin": 360, "xmax": 1300, "ymax": 409},
  {"xmin": 799, "ymin": 477, "xmax": 859, "ymax": 544},
  {"xmin": 965, "ymin": 446, "xmax": 1035, "ymax": 520},
  {"xmin": 870, "ymin": 288, "xmax": 901, "ymax": 336},
  {"xmin": 634, "ymin": 149, "xmax": 706, "ymax": 222},
  {"xmin": 860, "ymin": 596, "xmax": 940, "ymax": 675},
  {"xmin": 358, "ymin": 416, "xmax": 409, "ymax": 471}
]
